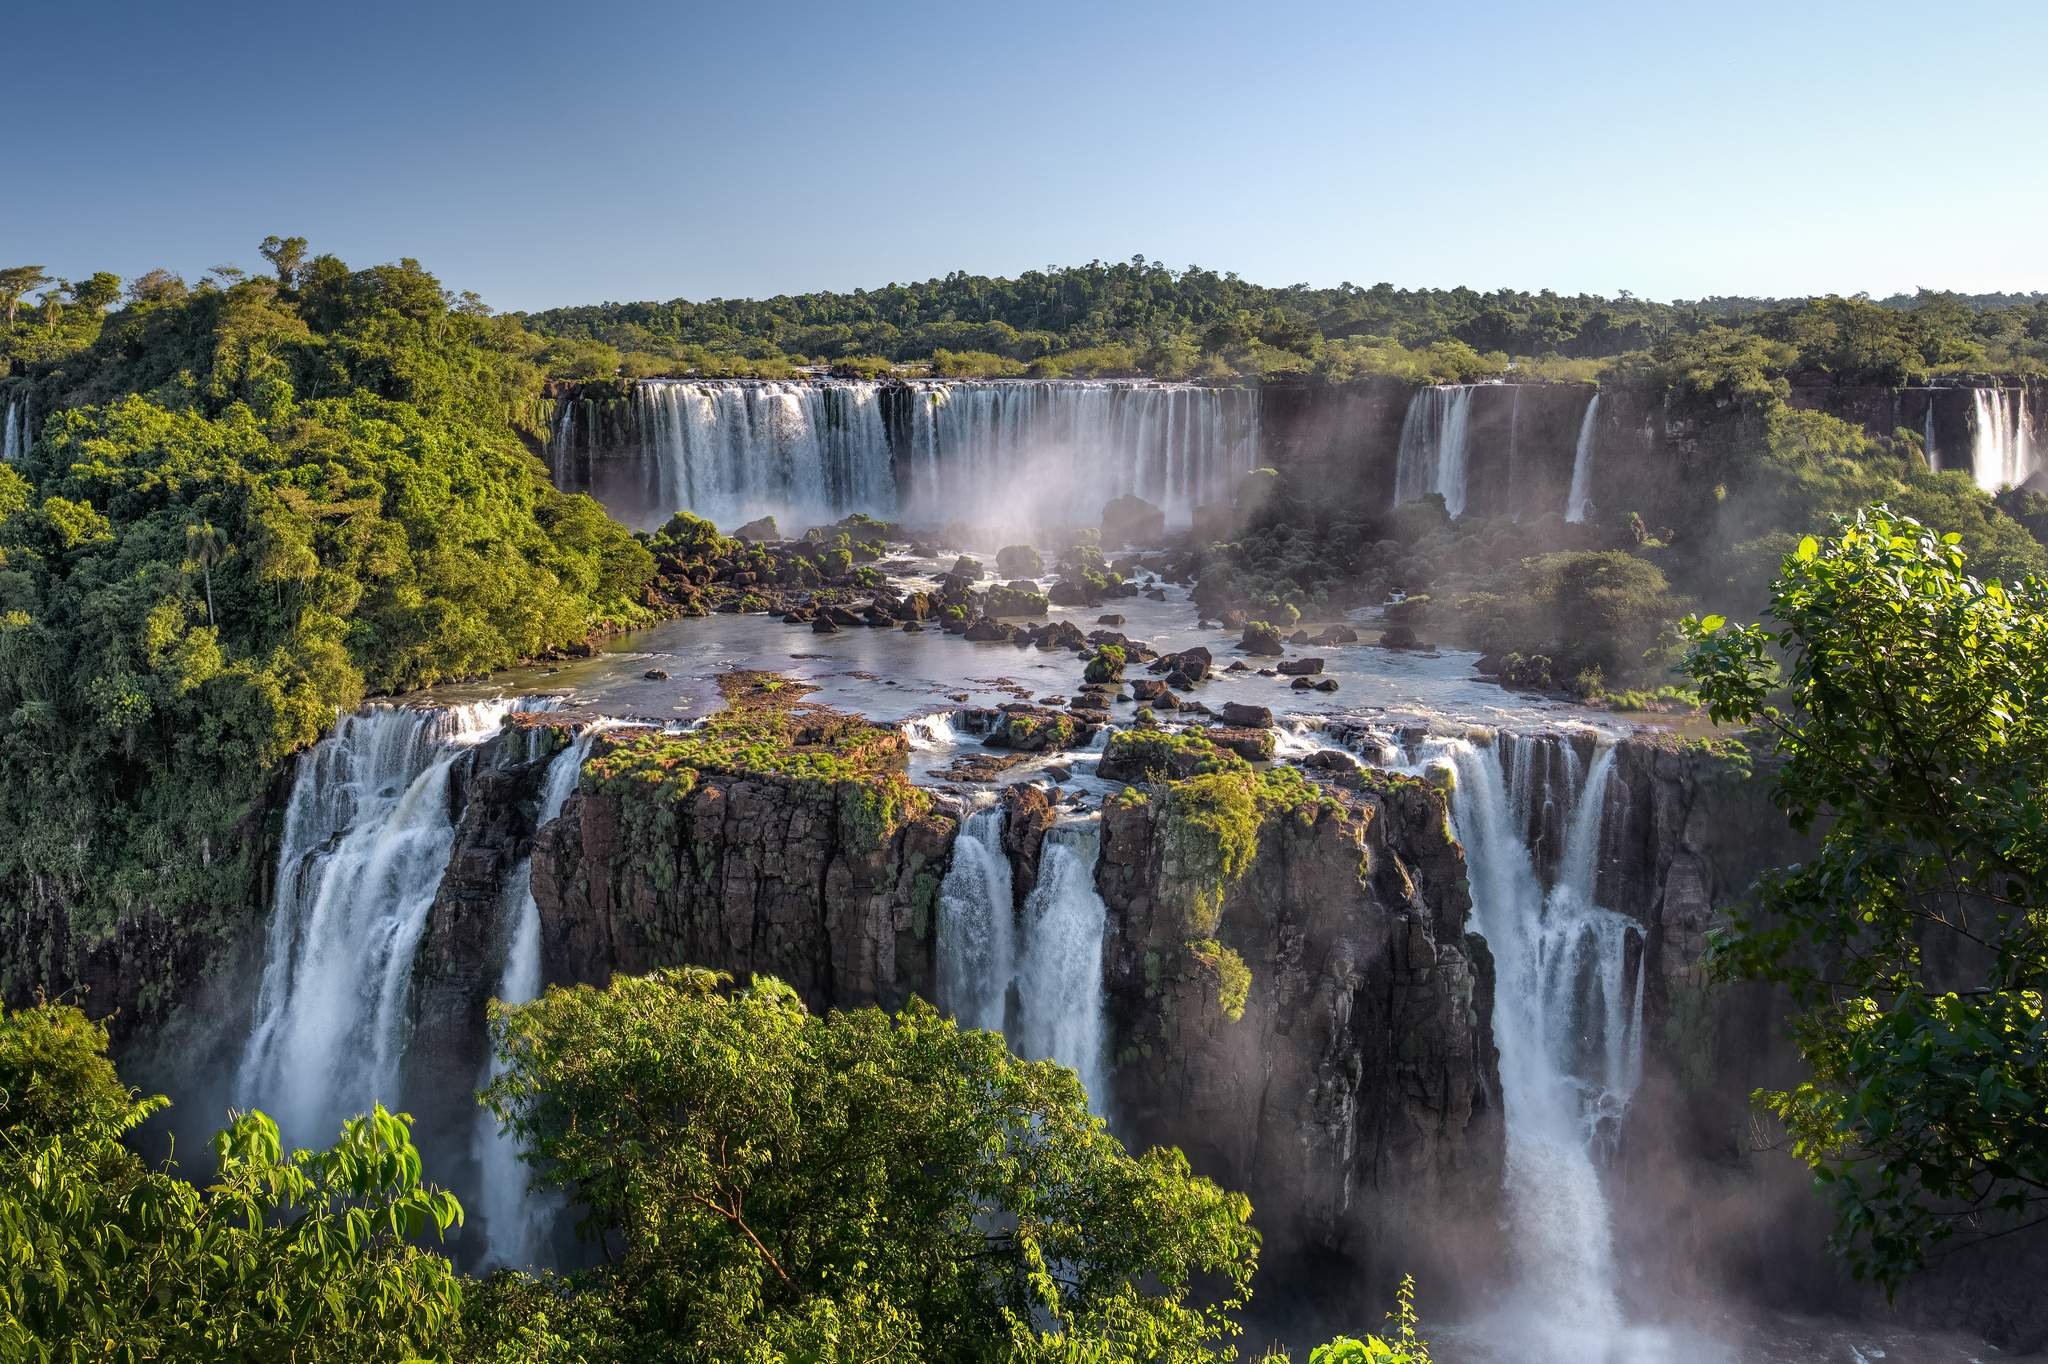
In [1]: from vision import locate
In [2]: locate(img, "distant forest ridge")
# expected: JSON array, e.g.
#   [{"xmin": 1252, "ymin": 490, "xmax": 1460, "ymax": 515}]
[{"xmin": 516, "ymin": 256, "xmax": 2048, "ymax": 386}]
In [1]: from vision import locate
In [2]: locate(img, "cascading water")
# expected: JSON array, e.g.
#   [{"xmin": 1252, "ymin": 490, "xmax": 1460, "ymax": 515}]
[
  {"xmin": 547, "ymin": 400, "xmax": 576, "ymax": 483},
  {"xmin": 933, "ymin": 814, "xmax": 1109, "ymax": 1112},
  {"xmin": 472, "ymin": 719, "xmax": 616, "ymax": 1270},
  {"xmin": 1970, "ymin": 386, "xmax": 2036, "ymax": 493},
  {"xmin": 897, "ymin": 380, "xmax": 1259, "ymax": 530},
  {"xmin": 630, "ymin": 380, "xmax": 897, "ymax": 531},
  {"xmin": 1924, "ymin": 403, "xmax": 1939, "ymax": 472},
  {"xmin": 1, "ymin": 397, "xmax": 26, "ymax": 463},
  {"xmin": 1565, "ymin": 393, "xmax": 1601, "ymax": 523},
  {"xmin": 561, "ymin": 378, "xmax": 1260, "ymax": 532},
  {"xmin": 1393, "ymin": 385, "xmax": 1475, "ymax": 518},
  {"xmin": 935, "ymin": 806, "xmax": 1017, "ymax": 1035},
  {"xmin": 1427, "ymin": 731, "xmax": 1646, "ymax": 1357},
  {"xmin": 236, "ymin": 700, "xmax": 521, "ymax": 1147},
  {"xmin": 1013, "ymin": 825, "xmax": 1110, "ymax": 1112}
]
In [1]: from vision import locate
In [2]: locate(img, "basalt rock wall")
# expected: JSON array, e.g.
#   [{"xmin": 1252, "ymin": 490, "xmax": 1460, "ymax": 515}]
[
  {"xmin": 529, "ymin": 739, "xmax": 957, "ymax": 1012},
  {"xmin": 1093, "ymin": 772, "xmax": 1503, "ymax": 1318},
  {"xmin": 1594, "ymin": 735, "xmax": 2048, "ymax": 1347}
]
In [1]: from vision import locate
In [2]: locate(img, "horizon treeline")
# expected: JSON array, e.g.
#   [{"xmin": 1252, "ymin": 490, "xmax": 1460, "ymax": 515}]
[{"xmin": 515, "ymin": 254, "xmax": 2048, "ymax": 386}]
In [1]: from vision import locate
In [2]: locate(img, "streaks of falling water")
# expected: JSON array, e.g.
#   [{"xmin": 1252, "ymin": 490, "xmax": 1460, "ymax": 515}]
[
  {"xmin": 934, "ymin": 812, "xmax": 1110, "ymax": 1114},
  {"xmin": 1014, "ymin": 825, "xmax": 1110, "ymax": 1114},
  {"xmin": 472, "ymin": 719, "xmax": 619, "ymax": 1271},
  {"xmin": 935, "ymin": 806, "xmax": 1017, "ymax": 1036},
  {"xmin": 1970, "ymin": 386, "xmax": 2037, "ymax": 493},
  {"xmin": 1393, "ymin": 385, "xmax": 1476, "ymax": 518},
  {"xmin": 1565, "ymin": 392, "xmax": 1602, "ymax": 523},
  {"xmin": 1428, "ymin": 732, "xmax": 1646, "ymax": 1359},
  {"xmin": 1, "ymin": 397, "xmax": 26, "ymax": 463},
  {"xmin": 901, "ymin": 380, "xmax": 1260, "ymax": 531},
  {"xmin": 236, "ymin": 701, "xmax": 521, "ymax": 1147},
  {"xmin": 561, "ymin": 378, "xmax": 1260, "ymax": 533}
]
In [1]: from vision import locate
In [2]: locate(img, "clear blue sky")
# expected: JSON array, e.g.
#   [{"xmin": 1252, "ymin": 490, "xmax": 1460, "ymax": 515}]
[{"xmin": 9, "ymin": 0, "xmax": 2046, "ymax": 313}]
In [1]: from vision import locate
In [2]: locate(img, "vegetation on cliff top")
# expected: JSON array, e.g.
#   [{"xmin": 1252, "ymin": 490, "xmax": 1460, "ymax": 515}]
[
  {"xmin": 1105, "ymin": 728, "xmax": 1339, "ymax": 939},
  {"xmin": 1685, "ymin": 508, "xmax": 2048, "ymax": 1289},
  {"xmin": 0, "ymin": 242, "xmax": 652, "ymax": 970},
  {"xmin": 582, "ymin": 673, "xmax": 930, "ymax": 842}
]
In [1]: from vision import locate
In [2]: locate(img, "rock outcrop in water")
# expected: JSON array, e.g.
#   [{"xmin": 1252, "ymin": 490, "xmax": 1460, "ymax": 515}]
[
  {"xmin": 1092, "ymin": 737, "xmax": 1503, "ymax": 1297},
  {"xmin": 529, "ymin": 676, "xmax": 956, "ymax": 1009}
]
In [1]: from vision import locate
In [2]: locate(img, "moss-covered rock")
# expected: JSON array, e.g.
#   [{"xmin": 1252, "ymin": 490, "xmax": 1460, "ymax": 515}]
[
  {"xmin": 536, "ymin": 673, "xmax": 956, "ymax": 1009},
  {"xmin": 995, "ymin": 544, "xmax": 1044, "ymax": 577},
  {"xmin": 1239, "ymin": 620, "xmax": 1285, "ymax": 656},
  {"xmin": 983, "ymin": 583, "xmax": 1050, "ymax": 617}
]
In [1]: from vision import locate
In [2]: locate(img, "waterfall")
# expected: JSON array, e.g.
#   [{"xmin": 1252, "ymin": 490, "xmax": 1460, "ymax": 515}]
[
  {"xmin": 235, "ymin": 700, "xmax": 520, "ymax": 1147},
  {"xmin": 1014, "ymin": 825, "xmax": 1110, "ymax": 1112},
  {"xmin": 1924, "ymin": 403, "xmax": 1940, "ymax": 472},
  {"xmin": 1428, "ymin": 732, "xmax": 1645, "ymax": 1355},
  {"xmin": 1565, "ymin": 393, "xmax": 1601, "ymax": 523},
  {"xmin": 567, "ymin": 378, "xmax": 1259, "ymax": 532},
  {"xmin": 934, "ymin": 814, "xmax": 1109, "ymax": 1112},
  {"xmin": 1393, "ymin": 385, "xmax": 1475, "ymax": 518},
  {"xmin": 630, "ymin": 379, "xmax": 896, "ymax": 532},
  {"xmin": 1, "ymin": 397, "xmax": 26, "ymax": 463},
  {"xmin": 900, "ymin": 380, "xmax": 1260, "ymax": 530},
  {"xmin": 547, "ymin": 400, "xmax": 575, "ymax": 484},
  {"xmin": 472, "ymin": 720, "xmax": 615, "ymax": 1270},
  {"xmin": 935, "ymin": 807, "xmax": 1017, "ymax": 1035},
  {"xmin": 1969, "ymin": 386, "xmax": 2037, "ymax": 493}
]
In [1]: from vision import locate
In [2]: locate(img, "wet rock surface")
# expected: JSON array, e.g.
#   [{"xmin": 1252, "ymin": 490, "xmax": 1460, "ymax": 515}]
[{"xmin": 1097, "ymin": 761, "xmax": 1503, "ymax": 1292}]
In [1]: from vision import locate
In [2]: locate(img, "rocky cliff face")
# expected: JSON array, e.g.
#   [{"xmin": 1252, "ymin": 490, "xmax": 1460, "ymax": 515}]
[
  {"xmin": 1596, "ymin": 733, "xmax": 2048, "ymax": 1347},
  {"xmin": 1591, "ymin": 735, "xmax": 1872, "ymax": 1322},
  {"xmin": 1092, "ymin": 756, "xmax": 1503, "ymax": 1305},
  {"xmin": 529, "ymin": 687, "xmax": 956, "ymax": 1010}
]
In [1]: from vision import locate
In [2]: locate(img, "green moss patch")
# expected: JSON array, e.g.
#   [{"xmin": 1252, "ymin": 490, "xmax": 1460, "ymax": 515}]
[
  {"xmin": 583, "ymin": 671, "xmax": 929, "ymax": 845},
  {"xmin": 1184, "ymin": 938, "xmax": 1252, "ymax": 1022}
]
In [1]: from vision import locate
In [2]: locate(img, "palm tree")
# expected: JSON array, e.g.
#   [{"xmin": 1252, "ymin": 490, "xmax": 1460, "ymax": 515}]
[{"xmin": 184, "ymin": 522, "xmax": 232, "ymax": 624}]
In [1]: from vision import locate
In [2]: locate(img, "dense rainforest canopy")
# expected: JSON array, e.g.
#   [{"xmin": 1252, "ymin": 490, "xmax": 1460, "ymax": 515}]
[
  {"xmin": 0, "ymin": 246, "xmax": 652, "ymax": 974},
  {"xmin": 517, "ymin": 255, "xmax": 2048, "ymax": 385}
]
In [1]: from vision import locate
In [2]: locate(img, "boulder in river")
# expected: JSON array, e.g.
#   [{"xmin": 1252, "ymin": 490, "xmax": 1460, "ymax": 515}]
[
  {"xmin": 1101, "ymin": 494, "xmax": 1166, "ymax": 547},
  {"xmin": 995, "ymin": 544, "xmax": 1044, "ymax": 577}
]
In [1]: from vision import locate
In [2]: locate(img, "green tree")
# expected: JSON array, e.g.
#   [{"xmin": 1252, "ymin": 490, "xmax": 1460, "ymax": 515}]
[
  {"xmin": 0, "ymin": 1001, "xmax": 465, "ymax": 1361},
  {"xmin": 480, "ymin": 968, "xmax": 1260, "ymax": 1362},
  {"xmin": 260, "ymin": 234, "xmax": 310, "ymax": 288},
  {"xmin": 68, "ymin": 271, "xmax": 122, "ymax": 316},
  {"xmin": 0, "ymin": 266, "xmax": 53, "ymax": 325},
  {"xmin": 1683, "ymin": 506, "xmax": 2048, "ymax": 1288},
  {"xmin": 125, "ymin": 267, "xmax": 189, "ymax": 304}
]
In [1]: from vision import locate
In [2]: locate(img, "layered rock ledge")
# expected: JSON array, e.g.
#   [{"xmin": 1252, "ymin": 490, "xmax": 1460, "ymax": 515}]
[{"xmin": 531, "ymin": 674, "xmax": 956, "ymax": 1009}]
